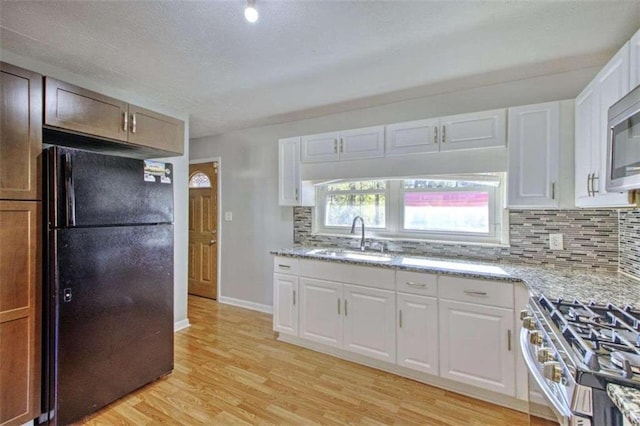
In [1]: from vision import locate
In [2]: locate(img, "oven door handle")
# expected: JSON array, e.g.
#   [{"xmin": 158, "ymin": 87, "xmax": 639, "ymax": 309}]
[{"xmin": 520, "ymin": 328, "xmax": 573, "ymax": 424}]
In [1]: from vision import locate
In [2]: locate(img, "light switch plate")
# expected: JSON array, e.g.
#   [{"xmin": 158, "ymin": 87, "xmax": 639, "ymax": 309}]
[
  {"xmin": 549, "ymin": 233, "xmax": 564, "ymax": 250},
  {"xmin": 224, "ymin": 211, "xmax": 233, "ymax": 221}
]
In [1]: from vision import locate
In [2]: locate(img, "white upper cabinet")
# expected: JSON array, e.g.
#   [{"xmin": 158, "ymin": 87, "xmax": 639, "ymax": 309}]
[
  {"xmin": 385, "ymin": 109, "xmax": 506, "ymax": 157},
  {"xmin": 278, "ymin": 137, "xmax": 315, "ymax": 207},
  {"xmin": 440, "ymin": 109, "xmax": 506, "ymax": 151},
  {"xmin": 301, "ymin": 126, "xmax": 384, "ymax": 163},
  {"xmin": 385, "ymin": 118, "xmax": 440, "ymax": 156},
  {"xmin": 508, "ymin": 102, "xmax": 560, "ymax": 208},
  {"xmin": 574, "ymin": 42, "xmax": 632, "ymax": 208},
  {"xmin": 339, "ymin": 126, "xmax": 385, "ymax": 160},
  {"xmin": 630, "ymin": 28, "xmax": 640, "ymax": 90}
]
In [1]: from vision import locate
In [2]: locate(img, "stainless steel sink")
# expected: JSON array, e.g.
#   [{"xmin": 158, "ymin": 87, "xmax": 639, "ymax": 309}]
[{"xmin": 307, "ymin": 248, "xmax": 393, "ymax": 262}]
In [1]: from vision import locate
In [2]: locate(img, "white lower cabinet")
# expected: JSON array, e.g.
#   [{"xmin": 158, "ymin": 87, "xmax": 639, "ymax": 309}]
[
  {"xmin": 439, "ymin": 299, "xmax": 515, "ymax": 396},
  {"xmin": 343, "ymin": 284, "xmax": 396, "ymax": 363},
  {"xmin": 299, "ymin": 278, "xmax": 343, "ymax": 348},
  {"xmin": 273, "ymin": 273, "xmax": 299, "ymax": 336},
  {"xmin": 397, "ymin": 293, "xmax": 439, "ymax": 375},
  {"xmin": 298, "ymin": 278, "xmax": 396, "ymax": 362}
]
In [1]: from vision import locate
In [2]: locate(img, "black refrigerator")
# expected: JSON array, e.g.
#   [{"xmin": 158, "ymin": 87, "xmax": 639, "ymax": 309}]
[{"xmin": 41, "ymin": 146, "xmax": 174, "ymax": 425}]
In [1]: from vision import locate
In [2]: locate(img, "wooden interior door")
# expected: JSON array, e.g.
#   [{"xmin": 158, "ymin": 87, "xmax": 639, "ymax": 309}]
[{"xmin": 188, "ymin": 163, "xmax": 218, "ymax": 299}]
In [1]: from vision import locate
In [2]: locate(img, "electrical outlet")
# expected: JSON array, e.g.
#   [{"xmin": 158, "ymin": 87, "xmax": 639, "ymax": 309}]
[
  {"xmin": 549, "ymin": 233, "xmax": 564, "ymax": 250},
  {"xmin": 224, "ymin": 211, "xmax": 233, "ymax": 221}
]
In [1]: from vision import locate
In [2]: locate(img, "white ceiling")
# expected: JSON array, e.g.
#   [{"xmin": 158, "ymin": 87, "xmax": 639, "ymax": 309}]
[{"xmin": 1, "ymin": 1, "xmax": 639, "ymax": 139}]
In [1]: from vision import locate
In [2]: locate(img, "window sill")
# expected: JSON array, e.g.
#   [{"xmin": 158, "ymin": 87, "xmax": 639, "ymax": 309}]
[{"xmin": 309, "ymin": 232, "xmax": 510, "ymax": 248}]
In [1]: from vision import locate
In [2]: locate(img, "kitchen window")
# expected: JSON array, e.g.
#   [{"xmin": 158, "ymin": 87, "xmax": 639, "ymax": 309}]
[{"xmin": 315, "ymin": 175, "xmax": 506, "ymax": 245}]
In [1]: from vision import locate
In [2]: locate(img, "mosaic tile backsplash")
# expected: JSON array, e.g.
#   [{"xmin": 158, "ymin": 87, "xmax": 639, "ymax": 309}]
[
  {"xmin": 619, "ymin": 209, "xmax": 640, "ymax": 279},
  {"xmin": 293, "ymin": 207, "xmax": 622, "ymax": 271}
]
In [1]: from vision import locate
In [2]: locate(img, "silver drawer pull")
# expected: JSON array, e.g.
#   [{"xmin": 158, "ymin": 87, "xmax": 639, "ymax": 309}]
[
  {"xmin": 277, "ymin": 264, "xmax": 291, "ymax": 269},
  {"xmin": 406, "ymin": 281, "xmax": 427, "ymax": 288},
  {"xmin": 464, "ymin": 290, "xmax": 488, "ymax": 297}
]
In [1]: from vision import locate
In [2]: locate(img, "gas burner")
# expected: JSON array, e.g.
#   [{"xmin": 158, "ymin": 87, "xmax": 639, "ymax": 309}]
[{"xmin": 538, "ymin": 296, "xmax": 640, "ymax": 382}]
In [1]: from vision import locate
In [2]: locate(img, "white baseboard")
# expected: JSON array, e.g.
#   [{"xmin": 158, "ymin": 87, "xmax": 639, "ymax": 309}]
[
  {"xmin": 174, "ymin": 318, "xmax": 191, "ymax": 332},
  {"xmin": 218, "ymin": 296, "xmax": 273, "ymax": 314}
]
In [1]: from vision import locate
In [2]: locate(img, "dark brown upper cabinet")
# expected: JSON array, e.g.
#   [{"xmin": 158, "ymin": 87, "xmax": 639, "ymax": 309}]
[
  {"xmin": 0, "ymin": 63, "xmax": 43, "ymax": 201},
  {"xmin": 44, "ymin": 77, "xmax": 184, "ymax": 156}
]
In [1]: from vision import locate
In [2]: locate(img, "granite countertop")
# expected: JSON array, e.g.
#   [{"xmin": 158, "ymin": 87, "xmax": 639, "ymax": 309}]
[
  {"xmin": 271, "ymin": 247, "xmax": 640, "ymax": 307},
  {"xmin": 608, "ymin": 384, "xmax": 640, "ymax": 426}
]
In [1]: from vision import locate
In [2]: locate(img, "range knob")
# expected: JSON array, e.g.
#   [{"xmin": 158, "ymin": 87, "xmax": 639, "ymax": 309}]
[
  {"xmin": 543, "ymin": 361, "xmax": 563, "ymax": 383},
  {"xmin": 537, "ymin": 348, "xmax": 555, "ymax": 363},
  {"xmin": 529, "ymin": 331, "xmax": 544, "ymax": 346},
  {"xmin": 520, "ymin": 309, "xmax": 531, "ymax": 320},
  {"xmin": 522, "ymin": 317, "xmax": 537, "ymax": 330}
]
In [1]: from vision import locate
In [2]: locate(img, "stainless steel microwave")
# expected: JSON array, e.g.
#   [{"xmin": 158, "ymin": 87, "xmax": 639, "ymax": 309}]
[{"xmin": 607, "ymin": 83, "xmax": 640, "ymax": 191}]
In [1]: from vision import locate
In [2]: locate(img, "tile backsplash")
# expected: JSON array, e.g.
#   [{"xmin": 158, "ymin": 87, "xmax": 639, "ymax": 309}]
[
  {"xmin": 293, "ymin": 207, "xmax": 623, "ymax": 272},
  {"xmin": 619, "ymin": 209, "xmax": 640, "ymax": 279}
]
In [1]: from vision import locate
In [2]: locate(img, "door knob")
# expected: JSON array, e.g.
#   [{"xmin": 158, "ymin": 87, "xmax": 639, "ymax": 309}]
[{"xmin": 209, "ymin": 239, "xmax": 217, "ymax": 245}]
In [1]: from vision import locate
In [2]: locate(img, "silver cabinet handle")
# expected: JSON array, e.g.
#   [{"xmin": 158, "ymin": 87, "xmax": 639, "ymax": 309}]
[
  {"xmin": 507, "ymin": 329, "xmax": 512, "ymax": 351},
  {"xmin": 333, "ymin": 139, "xmax": 338, "ymax": 153},
  {"xmin": 406, "ymin": 281, "xmax": 427, "ymax": 288},
  {"xmin": 442, "ymin": 125, "xmax": 446, "ymax": 143},
  {"xmin": 277, "ymin": 264, "xmax": 291, "ymax": 269},
  {"xmin": 434, "ymin": 127, "xmax": 438, "ymax": 144},
  {"xmin": 344, "ymin": 299, "xmax": 348, "ymax": 316},
  {"xmin": 551, "ymin": 181, "xmax": 556, "ymax": 200},
  {"xmin": 587, "ymin": 173, "xmax": 592, "ymax": 197},
  {"xmin": 295, "ymin": 188, "xmax": 299, "ymax": 201},
  {"xmin": 339, "ymin": 138, "xmax": 344, "ymax": 153},
  {"xmin": 122, "ymin": 111, "xmax": 128, "ymax": 132},
  {"xmin": 337, "ymin": 298, "xmax": 341, "ymax": 315},
  {"xmin": 131, "ymin": 113, "xmax": 137, "ymax": 133},
  {"xmin": 293, "ymin": 290, "xmax": 296, "ymax": 306},
  {"xmin": 464, "ymin": 290, "xmax": 488, "ymax": 297},
  {"xmin": 399, "ymin": 309, "xmax": 403, "ymax": 328}
]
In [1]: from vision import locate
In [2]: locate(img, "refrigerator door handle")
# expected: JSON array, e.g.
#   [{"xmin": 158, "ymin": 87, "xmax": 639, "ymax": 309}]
[{"xmin": 64, "ymin": 153, "xmax": 77, "ymax": 227}]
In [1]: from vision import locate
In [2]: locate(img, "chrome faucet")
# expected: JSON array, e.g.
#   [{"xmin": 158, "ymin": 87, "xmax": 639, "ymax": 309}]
[{"xmin": 350, "ymin": 216, "xmax": 366, "ymax": 251}]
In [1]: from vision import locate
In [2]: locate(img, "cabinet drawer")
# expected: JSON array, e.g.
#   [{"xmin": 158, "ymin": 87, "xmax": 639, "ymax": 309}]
[
  {"xmin": 438, "ymin": 276, "xmax": 513, "ymax": 308},
  {"xmin": 396, "ymin": 271, "xmax": 437, "ymax": 296},
  {"xmin": 299, "ymin": 260, "xmax": 394, "ymax": 291},
  {"xmin": 273, "ymin": 257, "xmax": 299, "ymax": 275}
]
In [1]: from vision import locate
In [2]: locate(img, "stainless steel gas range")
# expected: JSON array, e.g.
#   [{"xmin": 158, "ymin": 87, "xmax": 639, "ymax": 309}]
[{"xmin": 520, "ymin": 296, "xmax": 640, "ymax": 426}]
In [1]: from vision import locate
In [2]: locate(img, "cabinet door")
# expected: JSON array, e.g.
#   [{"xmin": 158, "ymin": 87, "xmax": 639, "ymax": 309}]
[
  {"xmin": 575, "ymin": 83, "xmax": 598, "ymax": 206},
  {"xmin": 44, "ymin": 77, "xmax": 128, "ymax": 142},
  {"xmin": 439, "ymin": 300, "xmax": 515, "ymax": 396},
  {"xmin": 440, "ymin": 109, "xmax": 506, "ymax": 151},
  {"xmin": 630, "ymin": 28, "xmax": 640, "ymax": 91},
  {"xmin": 508, "ymin": 102, "xmax": 560, "ymax": 208},
  {"xmin": 299, "ymin": 278, "xmax": 342, "ymax": 348},
  {"xmin": 339, "ymin": 126, "xmax": 385, "ymax": 160},
  {"xmin": 385, "ymin": 118, "xmax": 439, "ymax": 156},
  {"xmin": 0, "ymin": 201, "xmax": 41, "ymax": 425},
  {"xmin": 301, "ymin": 132, "xmax": 340, "ymax": 163},
  {"xmin": 128, "ymin": 104, "xmax": 185, "ymax": 155},
  {"xmin": 0, "ymin": 63, "xmax": 42, "ymax": 200},
  {"xmin": 278, "ymin": 137, "xmax": 300, "ymax": 206},
  {"xmin": 342, "ymin": 284, "xmax": 395, "ymax": 362},
  {"xmin": 273, "ymin": 273, "xmax": 299, "ymax": 336},
  {"xmin": 397, "ymin": 293, "xmax": 438, "ymax": 375}
]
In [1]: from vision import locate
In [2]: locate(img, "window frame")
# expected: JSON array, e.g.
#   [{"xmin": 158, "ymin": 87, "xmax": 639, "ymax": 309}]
[{"xmin": 314, "ymin": 174, "xmax": 507, "ymax": 246}]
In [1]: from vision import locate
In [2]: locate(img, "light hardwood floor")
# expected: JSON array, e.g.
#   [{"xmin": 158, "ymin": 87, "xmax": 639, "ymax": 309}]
[{"xmin": 79, "ymin": 296, "xmax": 554, "ymax": 425}]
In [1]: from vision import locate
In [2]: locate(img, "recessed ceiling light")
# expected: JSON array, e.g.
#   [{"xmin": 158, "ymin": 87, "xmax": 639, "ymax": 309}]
[{"xmin": 245, "ymin": 0, "xmax": 258, "ymax": 23}]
